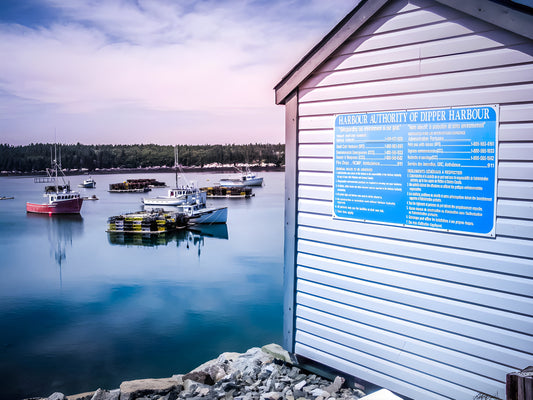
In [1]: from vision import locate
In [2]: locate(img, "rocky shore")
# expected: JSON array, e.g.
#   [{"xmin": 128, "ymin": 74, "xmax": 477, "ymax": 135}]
[{"xmin": 29, "ymin": 344, "xmax": 381, "ymax": 400}]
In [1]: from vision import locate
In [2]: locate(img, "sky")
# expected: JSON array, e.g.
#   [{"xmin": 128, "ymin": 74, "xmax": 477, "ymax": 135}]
[{"xmin": 0, "ymin": 0, "xmax": 356, "ymax": 146}]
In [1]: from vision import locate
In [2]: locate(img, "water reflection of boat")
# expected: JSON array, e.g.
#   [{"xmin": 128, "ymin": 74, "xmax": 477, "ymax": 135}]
[
  {"xmin": 26, "ymin": 213, "xmax": 84, "ymax": 281},
  {"xmin": 188, "ymin": 223, "xmax": 229, "ymax": 239},
  {"xmin": 107, "ymin": 224, "xmax": 228, "ymax": 248}
]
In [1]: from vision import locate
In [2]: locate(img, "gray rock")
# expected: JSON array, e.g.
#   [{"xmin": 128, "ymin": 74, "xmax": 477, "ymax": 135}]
[
  {"xmin": 91, "ymin": 388, "xmax": 120, "ymax": 400},
  {"xmin": 287, "ymin": 367, "xmax": 301, "ymax": 379},
  {"xmin": 181, "ymin": 378, "xmax": 211, "ymax": 396},
  {"xmin": 259, "ymin": 392, "xmax": 282, "ymax": 400},
  {"xmin": 182, "ymin": 370, "xmax": 215, "ymax": 385},
  {"xmin": 324, "ymin": 376, "xmax": 345, "ymax": 395},
  {"xmin": 311, "ymin": 388, "xmax": 331, "ymax": 398},
  {"xmin": 292, "ymin": 389, "xmax": 306, "ymax": 399},
  {"xmin": 261, "ymin": 344, "xmax": 293, "ymax": 364},
  {"xmin": 158, "ymin": 392, "xmax": 179, "ymax": 400},
  {"xmin": 207, "ymin": 364, "xmax": 227, "ymax": 383},
  {"xmin": 35, "ymin": 345, "xmax": 367, "ymax": 400},
  {"xmin": 293, "ymin": 380, "xmax": 306, "ymax": 391},
  {"xmin": 303, "ymin": 384, "xmax": 318, "ymax": 392},
  {"xmin": 47, "ymin": 393, "xmax": 65, "ymax": 400},
  {"xmin": 119, "ymin": 377, "xmax": 180, "ymax": 400}
]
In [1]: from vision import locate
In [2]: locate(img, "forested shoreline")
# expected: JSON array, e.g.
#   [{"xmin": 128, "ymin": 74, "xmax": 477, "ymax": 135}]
[{"xmin": 0, "ymin": 143, "xmax": 284, "ymax": 174}]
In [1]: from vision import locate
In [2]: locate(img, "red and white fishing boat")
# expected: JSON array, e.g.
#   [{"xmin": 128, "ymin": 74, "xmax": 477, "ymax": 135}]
[{"xmin": 26, "ymin": 145, "xmax": 83, "ymax": 215}]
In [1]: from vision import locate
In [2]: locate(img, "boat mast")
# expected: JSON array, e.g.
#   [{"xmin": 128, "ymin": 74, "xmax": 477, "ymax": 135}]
[
  {"xmin": 175, "ymin": 146, "xmax": 178, "ymax": 188},
  {"xmin": 54, "ymin": 144, "xmax": 59, "ymax": 192}
]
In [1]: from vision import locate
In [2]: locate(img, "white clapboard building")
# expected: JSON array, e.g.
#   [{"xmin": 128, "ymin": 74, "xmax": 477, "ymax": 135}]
[{"xmin": 275, "ymin": 1, "xmax": 533, "ymax": 399}]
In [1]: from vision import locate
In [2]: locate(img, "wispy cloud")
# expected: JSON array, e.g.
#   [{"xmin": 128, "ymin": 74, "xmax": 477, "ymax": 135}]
[{"xmin": 0, "ymin": 0, "xmax": 355, "ymax": 144}]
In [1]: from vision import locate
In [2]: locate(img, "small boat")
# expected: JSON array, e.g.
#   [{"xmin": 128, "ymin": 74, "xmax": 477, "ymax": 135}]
[
  {"xmin": 0, "ymin": 196, "xmax": 14, "ymax": 200},
  {"xmin": 219, "ymin": 166, "xmax": 263, "ymax": 187},
  {"xmin": 26, "ymin": 145, "xmax": 83, "ymax": 215},
  {"xmin": 78, "ymin": 177, "xmax": 96, "ymax": 188},
  {"xmin": 180, "ymin": 192, "xmax": 228, "ymax": 224},
  {"xmin": 83, "ymin": 194, "xmax": 99, "ymax": 200},
  {"xmin": 142, "ymin": 187, "xmax": 192, "ymax": 206}
]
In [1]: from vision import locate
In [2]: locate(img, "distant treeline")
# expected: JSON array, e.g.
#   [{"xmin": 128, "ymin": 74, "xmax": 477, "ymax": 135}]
[{"xmin": 0, "ymin": 143, "xmax": 285, "ymax": 173}]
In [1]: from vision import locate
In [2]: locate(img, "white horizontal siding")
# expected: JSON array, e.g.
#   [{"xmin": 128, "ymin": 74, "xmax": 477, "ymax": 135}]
[
  {"xmin": 296, "ymin": 305, "xmax": 511, "ymax": 380},
  {"xmin": 497, "ymin": 200, "xmax": 533, "ymax": 220},
  {"xmin": 296, "ymin": 327, "xmax": 486, "ymax": 399},
  {"xmin": 296, "ymin": 316, "xmax": 504, "ymax": 396},
  {"xmin": 498, "ymin": 162, "xmax": 533, "ymax": 180},
  {"xmin": 297, "ymin": 267, "xmax": 533, "ymax": 337},
  {"xmin": 499, "ymin": 143, "xmax": 533, "ymax": 161},
  {"xmin": 297, "ymin": 245, "xmax": 533, "ymax": 297},
  {"xmin": 297, "ymin": 288, "xmax": 532, "ymax": 368},
  {"xmin": 288, "ymin": 1, "xmax": 533, "ymax": 399},
  {"xmin": 499, "ymin": 123, "xmax": 533, "ymax": 141},
  {"xmin": 295, "ymin": 340, "xmax": 454, "ymax": 400},
  {"xmin": 297, "ymin": 252, "xmax": 533, "ymax": 313},
  {"xmin": 305, "ymin": 44, "xmax": 533, "ymax": 90},
  {"xmin": 498, "ymin": 181, "xmax": 533, "ymax": 200},
  {"xmin": 299, "ymin": 64, "xmax": 533, "ymax": 103},
  {"xmin": 298, "ymin": 220, "xmax": 533, "ymax": 267},
  {"xmin": 500, "ymin": 104, "xmax": 533, "ymax": 122}
]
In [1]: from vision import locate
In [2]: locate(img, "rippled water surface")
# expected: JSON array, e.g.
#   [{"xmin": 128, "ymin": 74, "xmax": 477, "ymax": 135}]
[{"xmin": 0, "ymin": 171, "xmax": 284, "ymax": 400}]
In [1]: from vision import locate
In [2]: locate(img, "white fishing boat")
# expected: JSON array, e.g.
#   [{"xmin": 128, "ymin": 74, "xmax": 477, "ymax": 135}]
[
  {"xmin": 144, "ymin": 190, "xmax": 228, "ymax": 224},
  {"xmin": 141, "ymin": 147, "xmax": 195, "ymax": 206},
  {"xmin": 219, "ymin": 166, "xmax": 263, "ymax": 187},
  {"xmin": 78, "ymin": 177, "xmax": 96, "ymax": 188}
]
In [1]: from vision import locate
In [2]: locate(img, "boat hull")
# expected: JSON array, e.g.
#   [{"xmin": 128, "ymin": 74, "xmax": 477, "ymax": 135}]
[
  {"xmin": 26, "ymin": 198, "xmax": 83, "ymax": 214},
  {"xmin": 142, "ymin": 198, "xmax": 186, "ymax": 206},
  {"xmin": 190, "ymin": 206, "xmax": 228, "ymax": 224},
  {"xmin": 219, "ymin": 177, "xmax": 263, "ymax": 187}
]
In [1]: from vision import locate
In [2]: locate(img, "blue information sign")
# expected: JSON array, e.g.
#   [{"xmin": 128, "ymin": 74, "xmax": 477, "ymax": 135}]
[{"xmin": 333, "ymin": 105, "xmax": 498, "ymax": 236}]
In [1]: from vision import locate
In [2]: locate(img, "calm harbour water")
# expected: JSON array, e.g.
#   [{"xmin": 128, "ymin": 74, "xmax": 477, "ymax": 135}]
[{"xmin": 0, "ymin": 171, "xmax": 284, "ymax": 400}]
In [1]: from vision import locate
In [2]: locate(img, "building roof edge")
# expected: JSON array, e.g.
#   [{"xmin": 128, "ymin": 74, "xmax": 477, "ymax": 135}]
[{"xmin": 274, "ymin": 0, "xmax": 533, "ymax": 105}]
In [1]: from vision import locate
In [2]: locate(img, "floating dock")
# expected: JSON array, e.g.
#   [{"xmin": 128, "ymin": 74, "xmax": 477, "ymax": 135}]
[
  {"xmin": 108, "ymin": 178, "xmax": 167, "ymax": 193},
  {"xmin": 200, "ymin": 186, "xmax": 254, "ymax": 198},
  {"xmin": 107, "ymin": 210, "xmax": 188, "ymax": 234}
]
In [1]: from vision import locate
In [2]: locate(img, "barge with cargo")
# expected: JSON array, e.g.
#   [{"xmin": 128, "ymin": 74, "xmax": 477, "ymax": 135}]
[{"xmin": 107, "ymin": 210, "xmax": 188, "ymax": 234}]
